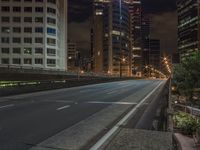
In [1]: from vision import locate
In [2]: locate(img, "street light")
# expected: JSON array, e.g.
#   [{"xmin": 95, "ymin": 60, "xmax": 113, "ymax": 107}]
[
  {"xmin": 119, "ymin": 57, "xmax": 126, "ymax": 78},
  {"xmin": 162, "ymin": 56, "xmax": 172, "ymax": 76},
  {"xmin": 119, "ymin": 0, "xmax": 122, "ymax": 78}
]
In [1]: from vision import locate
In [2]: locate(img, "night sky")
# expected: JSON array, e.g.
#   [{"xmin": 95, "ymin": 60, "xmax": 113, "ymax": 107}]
[{"xmin": 68, "ymin": 0, "xmax": 177, "ymax": 56}]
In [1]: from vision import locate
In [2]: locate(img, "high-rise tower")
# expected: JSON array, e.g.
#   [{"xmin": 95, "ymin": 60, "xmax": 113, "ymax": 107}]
[
  {"xmin": 125, "ymin": 0, "xmax": 142, "ymax": 77},
  {"xmin": 92, "ymin": 0, "xmax": 131, "ymax": 76},
  {"xmin": 0, "ymin": 0, "xmax": 67, "ymax": 71},
  {"xmin": 177, "ymin": 0, "xmax": 200, "ymax": 60}
]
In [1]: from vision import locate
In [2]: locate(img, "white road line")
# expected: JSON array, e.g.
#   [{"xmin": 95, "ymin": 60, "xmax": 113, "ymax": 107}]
[
  {"xmin": 87, "ymin": 101, "xmax": 137, "ymax": 105},
  {"xmin": 0, "ymin": 104, "xmax": 14, "ymax": 109},
  {"xmin": 107, "ymin": 90, "xmax": 118, "ymax": 95},
  {"xmin": 107, "ymin": 84, "xmax": 134, "ymax": 95},
  {"xmin": 57, "ymin": 105, "xmax": 70, "ymax": 111},
  {"xmin": 54, "ymin": 100, "xmax": 74, "ymax": 103},
  {"xmin": 107, "ymin": 89, "xmax": 129, "ymax": 95},
  {"xmin": 90, "ymin": 81, "xmax": 164, "ymax": 150}
]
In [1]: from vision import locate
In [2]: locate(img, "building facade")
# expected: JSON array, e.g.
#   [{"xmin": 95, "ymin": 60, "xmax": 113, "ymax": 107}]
[
  {"xmin": 125, "ymin": 0, "xmax": 142, "ymax": 77},
  {"xmin": 92, "ymin": 0, "xmax": 131, "ymax": 76},
  {"xmin": 149, "ymin": 39, "xmax": 161, "ymax": 71},
  {"xmin": 0, "ymin": 0, "xmax": 67, "ymax": 71},
  {"xmin": 141, "ymin": 15, "xmax": 150, "ymax": 68},
  {"xmin": 91, "ymin": 0, "xmax": 107, "ymax": 73},
  {"xmin": 177, "ymin": 0, "xmax": 200, "ymax": 60},
  {"xmin": 67, "ymin": 41, "xmax": 77, "ymax": 71}
]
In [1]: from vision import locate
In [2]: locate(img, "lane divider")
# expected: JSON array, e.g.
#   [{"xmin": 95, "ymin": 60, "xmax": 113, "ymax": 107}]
[
  {"xmin": 57, "ymin": 105, "xmax": 70, "ymax": 111},
  {"xmin": 0, "ymin": 104, "xmax": 14, "ymax": 109}
]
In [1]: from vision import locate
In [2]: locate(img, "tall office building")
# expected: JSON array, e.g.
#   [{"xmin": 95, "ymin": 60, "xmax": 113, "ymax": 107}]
[
  {"xmin": 124, "ymin": 0, "xmax": 142, "ymax": 77},
  {"xmin": 149, "ymin": 39, "xmax": 161, "ymax": 70},
  {"xmin": 92, "ymin": 0, "xmax": 131, "ymax": 76},
  {"xmin": 141, "ymin": 15, "xmax": 150, "ymax": 67},
  {"xmin": 0, "ymin": 0, "xmax": 67, "ymax": 71},
  {"xmin": 91, "ymin": 0, "xmax": 108, "ymax": 73},
  {"xmin": 67, "ymin": 41, "xmax": 77, "ymax": 71},
  {"xmin": 177, "ymin": 0, "xmax": 200, "ymax": 60}
]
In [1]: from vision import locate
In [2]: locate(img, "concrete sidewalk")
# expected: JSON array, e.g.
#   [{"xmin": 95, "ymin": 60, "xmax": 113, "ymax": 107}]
[
  {"xmin": 175, "ymin": 133, "xmax": 196, "ymax": 150},
  {"xmin": 104, "ymin": 129, "xmax": 173, "ymax": 150}
]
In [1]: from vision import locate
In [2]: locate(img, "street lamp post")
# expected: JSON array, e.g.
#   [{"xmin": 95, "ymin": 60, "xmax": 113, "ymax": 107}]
[
  {"xmin": 119, "ymin": 0, "xmax": 122, "ymax": 78},
  {"xmin": 119, "ymin": 59, "xmax": 122, "ymax": 78}
]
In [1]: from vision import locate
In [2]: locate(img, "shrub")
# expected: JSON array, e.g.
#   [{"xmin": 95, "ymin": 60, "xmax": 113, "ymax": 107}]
[{"xmin": 173, "ymin": 111, "xmax": 200, "ymax": 135}]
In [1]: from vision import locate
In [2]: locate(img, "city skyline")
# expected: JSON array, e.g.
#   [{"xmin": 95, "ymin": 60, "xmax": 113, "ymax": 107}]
[
  {"xmin": 68, "ymin": 0, "xmax": 177, "ymax": 56},
  {"xmin": 0, "ymin": 1, "xmax": 199, "ymax": 150}
]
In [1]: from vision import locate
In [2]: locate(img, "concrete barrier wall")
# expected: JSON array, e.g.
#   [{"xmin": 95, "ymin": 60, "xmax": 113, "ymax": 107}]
[
  {"xmin": 0, "ymin": 78, "xmax": 135, "ymax": 97},
  {"xmin": 134, "ymin": 79, "xmax": 170, "ymax": 131}
]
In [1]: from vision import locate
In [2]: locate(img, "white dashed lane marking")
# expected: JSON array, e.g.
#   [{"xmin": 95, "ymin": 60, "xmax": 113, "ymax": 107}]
[
  {"xmin": 57, "ymin": 105, "xmax": 71, "ymax": 111},
  {"xmin": 0, "ymin": 104, "xmax": 15, "ymax": 109},
  {"xmin": 87, "ymin": 101, "xmax": 137, "ymax": 105}
]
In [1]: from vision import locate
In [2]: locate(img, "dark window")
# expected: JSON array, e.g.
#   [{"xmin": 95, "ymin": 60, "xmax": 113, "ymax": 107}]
[
  {"xmin": 1, "ymin": 58, "xmax": 9, "ymax": 64},
  {"xmin": 24, "ymin": 27, "xmax": 32, "ymax": 33},
  {"xmin": 24, "ymin": 7, "xmax": 32, "ymax": 12},
  {"xmin": 35, "ymin": 17, "xmax": 43, "ymax": 23},
  {"xmin": 47, "ymin": 38, "xmax": 56, "ymax": 45},
  {"xmin": 47, "ymin": 7, "xmax": 56, "ymax": 14},
  {"xmin": 35, "ymin": 58, "xmax": 43, "ymax": 64},
  {"xmin": 47, "ymin": 17, "xmax": 56, "ymax": 24},
  {"xmin": 13, "ymin": 17, "xmax": 21, "ymax": 22},
  {"xmin": 1, "ymin": 27, "xmax": 10, "ymax": 33},
  {"xmin": 1, "ymin": 37, "xmax": 9, "ymax": 43},
  {"xmin": 24, "ymin": 17, "xmax": 32, "ymax": 22},
  {"xmin": 1, "ymin": 48, "xmax": 9, "ymax": 54},
  {"xmin": 47, "ymin": 48, "xmax": 56, "ymax": 56},
  {"xmin": 12, "ymin": 58, "xmax": 21, "ymax": 64},
  {"xmin": 35, "ymin": 7, "xmax": 43, "ymax": 12},
  {"xmin": 35, "ymin": 27, "xmax": 43, "ymax": 33},
  {"xmin": 12, "ymin": 37, "xmax": 21, "ymax": 43},
  {"xmin": 1, "ymin": 17, "xmax": 10, "ymax": 22},
  {"xmin": 1, "ymin": 6, "xmax": 10, "ymax": 12},
  {"xmin": 13, "ymin": 7, "xmax": 21, "ymax": 12},
  {"xmin": 13, "ymin": 48, "xmax": 21, "ymax": 54},
  {"xmin": 24, "ymin": 58, "xmax": 32, "ymax": 64},
  {"xmin": 13, "ymin": 27, "xmax": 21, "ymax": 33},
  {"xmin": 35, "ymin": 0, "xmax": 43, "ymax": 2},
  {"xmin": 24, "ymin": 38, "xmax": 32, "ymax": 43},
  {"xmin": 35, "ymin": 37, "xmax": 43, "ymax": 44},
  {"xmin": 35, "ymin": 47, "xmax": 43, "ymax": 54},
  {"xmin": 47, "ymin": 0, "xmax": 56, "ymax": 4}
]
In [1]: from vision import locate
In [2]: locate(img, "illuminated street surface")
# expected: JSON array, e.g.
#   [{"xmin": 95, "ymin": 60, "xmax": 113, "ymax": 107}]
[{"xmin": 0, "ymin": 80, "xmax": 165, "ymax": 150}]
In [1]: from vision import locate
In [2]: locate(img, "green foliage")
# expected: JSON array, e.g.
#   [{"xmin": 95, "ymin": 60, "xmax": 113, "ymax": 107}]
[
  {"xmin": 173, "ymin": 111, "xmax": 200, "ymax": 135},
  {"xmin": 173, "ymin": 52, "xmax": 200, "ymax": 100}
]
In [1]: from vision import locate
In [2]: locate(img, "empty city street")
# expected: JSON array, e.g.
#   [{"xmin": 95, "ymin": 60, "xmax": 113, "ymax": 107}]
[{"xmin": 0, "ymin": 80, "xmax": 165, "ymax": 150}]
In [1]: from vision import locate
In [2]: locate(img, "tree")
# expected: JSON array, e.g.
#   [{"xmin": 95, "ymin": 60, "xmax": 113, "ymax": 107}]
[{"xmin": 173, "ymin": 52, "xmax": 200, "ymax": 103}]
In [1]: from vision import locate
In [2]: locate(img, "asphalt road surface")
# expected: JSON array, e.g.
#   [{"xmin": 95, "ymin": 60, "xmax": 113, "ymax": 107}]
[{"xmin": 0, "ymin": 79, "xmax": 165, "ymax": 150}]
